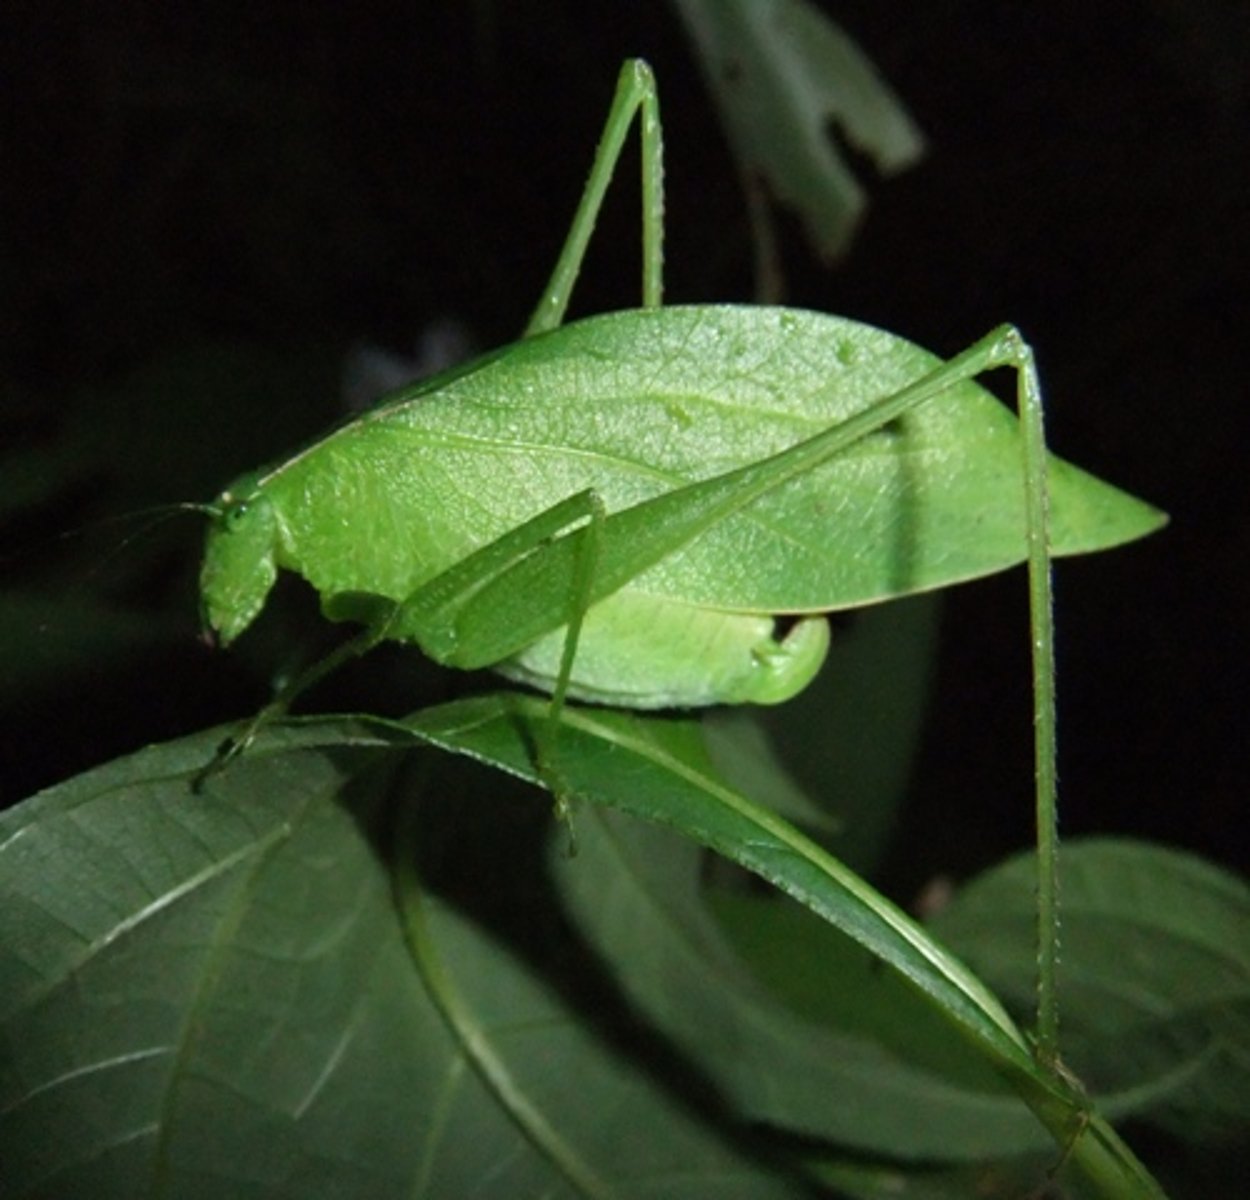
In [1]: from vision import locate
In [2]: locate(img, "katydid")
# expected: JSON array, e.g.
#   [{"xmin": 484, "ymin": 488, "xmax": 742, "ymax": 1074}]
[{"xmin": 199, "ymin": 61, "xmax": 1163, "ymax": 1063}]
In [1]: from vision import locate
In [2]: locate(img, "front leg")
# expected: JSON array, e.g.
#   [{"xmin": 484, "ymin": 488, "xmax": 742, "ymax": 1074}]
[{"xmin": 397, "ymin": 488, "xmax": 608, "ymax": 816}]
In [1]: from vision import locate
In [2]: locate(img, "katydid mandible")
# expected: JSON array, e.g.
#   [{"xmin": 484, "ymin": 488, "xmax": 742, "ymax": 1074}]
[{"xmin": 199, "ymin": 61, "xmax": 1164, "ymax": 1062}]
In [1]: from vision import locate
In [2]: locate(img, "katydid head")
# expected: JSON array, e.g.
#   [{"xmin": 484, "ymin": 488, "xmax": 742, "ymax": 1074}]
[{"xmin": 200, "ymin": 476, "xmax": 279, "ymax": 646}]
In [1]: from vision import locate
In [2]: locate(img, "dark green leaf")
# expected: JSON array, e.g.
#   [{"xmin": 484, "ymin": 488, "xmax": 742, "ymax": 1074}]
[
  {"xmin": 410, "ymin": 694, "xmax": 1169, "ymax": 1197},
  {"xmin": 933, "ymin": 837, "xmax": 1250, "ymax": 1144},
  {"xmin": 555, "ymin": 807, "xmax": 1049, "ymax": 1161},
  {"xmin": 0, "ymin": 720, "xmax": 802, "ymax": 1199}
]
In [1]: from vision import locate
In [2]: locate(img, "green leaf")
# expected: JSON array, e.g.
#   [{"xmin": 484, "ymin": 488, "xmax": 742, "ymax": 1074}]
[
  {"xmin": 2, "ymin": 700, "xmax": 1170, "ymax": 1198},
  {"xmin": 412, "ymin": 697, "xmax": 1027, "ymax": 1064},
  {"xmin": 671, "ymin": 0, "xmax": 926, "ymax": 261},
  {"xmin": 554, "ymin": 806, "xmax": 1051, "ymax": 1161},
  {"xmin": 1, "ymin": 722, "xmax": 428, "ymax": 1198},
  {"xmin": 408, "ymin": 694, "xmax": 1167, "ymax": 1197},
  {"xmin": 933, "ymin": 837, "xmax": 1250, "ymax": 1144},
  {"xmin": 0, "ymin": 720, "xmax": 801, "ymax": 1198}
]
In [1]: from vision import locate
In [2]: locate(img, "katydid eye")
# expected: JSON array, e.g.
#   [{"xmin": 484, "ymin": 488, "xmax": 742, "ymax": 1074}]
[{"xmin": 227, "ymin": 502, "xmax": 250, "ymax": 527}]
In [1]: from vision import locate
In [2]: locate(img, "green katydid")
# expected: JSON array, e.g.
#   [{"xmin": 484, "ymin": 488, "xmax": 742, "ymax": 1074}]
[{"xmin": 199, "ymin": 60, "xmax": 1163, "ymax": 1063}]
